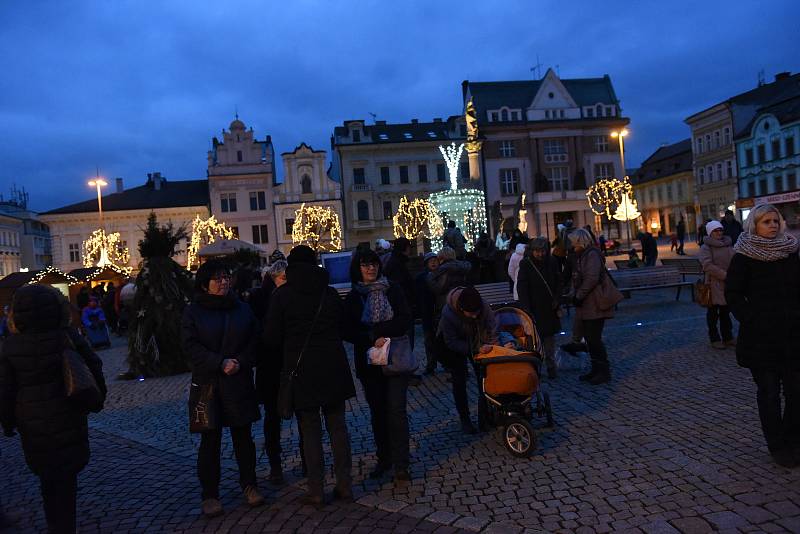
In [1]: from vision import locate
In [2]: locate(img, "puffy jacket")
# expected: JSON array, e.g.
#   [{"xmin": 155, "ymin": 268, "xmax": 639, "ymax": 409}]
[
  {"xmin": 507, "ymin": 243, "xmax": 527, "ymax": 300},
  {"xmin": 437, "ymin": 287, "xmax": 498, "ymax": 360},
  {"xmin": 698, "ymin": 235, "xmax": 734, "ymax": 306}
]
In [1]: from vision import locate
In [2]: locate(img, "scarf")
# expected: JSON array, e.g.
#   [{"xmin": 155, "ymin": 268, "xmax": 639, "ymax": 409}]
[
  {"xmin": 355, "ymin": 277, "xmax": 394, "ymax": 324},
  {"xmin": 733, "ymin": 231, "xmax": 799, "ymax": 262}
]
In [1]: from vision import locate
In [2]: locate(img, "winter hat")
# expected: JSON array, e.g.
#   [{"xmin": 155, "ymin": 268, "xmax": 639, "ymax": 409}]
[
  {"xmin": 706, "ymin": 220, "xmax": 724, "ymax": 235},
  {"xmin": 287, "ymin": 245, "xmax": 316, "ymax": 265},
  {"xmin": 458, "ymin": 286, "xmax": 482, "ymax": 313},
  {"xmin": 529, "ymin": 237, "xmax": 549, "ymax": 250},
  {"xmin": 423, "ymin": 252, "xmax": 438, "ymax": 265},
  {"xmin": 269, "ymin": 249, "xmax": 286, "ymax": 264}
]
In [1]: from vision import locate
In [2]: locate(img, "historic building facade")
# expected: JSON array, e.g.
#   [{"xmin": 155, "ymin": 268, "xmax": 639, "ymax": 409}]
[
  {"xmin": 632, "ymin": 139, "xmax": 695, "ymax": 237},
  {"xmin": 0, "ymin": 187, "xmax": 52, "ymax": 272},
  {"xmin": 331, "ymin": 116, "xmax": 466, "ymax": 249},
  {"xmin": 207, "ymin": 118, "xmax": 277, "ymax": 253},
  {"xmin": 273, "ymin": 143, "xmax": 343, "ymax": 254},
  {"xmin": 463, "ymin": 69, "xmax": 630, "ymax": 241}
]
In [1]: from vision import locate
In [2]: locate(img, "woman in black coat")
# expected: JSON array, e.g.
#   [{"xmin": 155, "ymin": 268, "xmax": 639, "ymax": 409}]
[
  {"xmin": 343, "ymin": 249, "xmax": 413, "ymax": 483},
  {"xmin": 516, "ymin": 236, "xmax": 562, "ymax": 378},
  {"xmin": 182, "ymin": 259, "xmax": 263, "ymax": 517},
  {"xmin": 0, "ymin": 284, "xmax": 107, "ymax": 534},
  {"xmin": 725, "ymin": 204, "xmax": 800, "ymax": 468},
  {"xmin": 263, "ymin": 245, "xmax": 356, "ymax": 506}
]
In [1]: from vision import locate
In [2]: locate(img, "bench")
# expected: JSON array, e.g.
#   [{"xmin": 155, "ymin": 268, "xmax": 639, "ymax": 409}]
[
  {"xmin": 614, "ymin": 260, "xmax": 633, "ymax": 270},
  {"xmin": 609, "ymin": 266, "xmax": 695, "ymax": 301},
  {"xmin": 475, "ymin": 282, "xmax": 515, "ymax": 309},
  {"xmin": 660, "ymin": 258, "xmax": 703, "ymax": 280}
]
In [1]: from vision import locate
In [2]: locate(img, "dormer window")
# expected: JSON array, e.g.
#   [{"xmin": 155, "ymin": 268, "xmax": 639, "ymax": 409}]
[
  {"xmin": 490, "ymin": 112, "xmax": 499, "ymax": 122},
  {"xmin": 427, "ymin": 131, "xmax": 437, "ymax": 138},
  {"xmin": 586, "ymin": 107, "xmax": 594, "ymax": 118},
  {"xmin": 379, "ymin": 133, "xmax": 389, "ymax": 140},
  {"xmin": 501, "ymin": 109, "xmax": 509, "ymax": 121},
  {"xmin": 403, "ymin": 132, "xmax": 413, "ymax": 139},
  {"xmin": 352, "ymin": 129, "xmax": 361, "ymax": 142},
  {"xmin": 596, "ymin": 104, "xmax": 603, "ymax": 117},
  {"xmin": 301, "ymin": 175, "xmax": 312, "ymax": 194}
]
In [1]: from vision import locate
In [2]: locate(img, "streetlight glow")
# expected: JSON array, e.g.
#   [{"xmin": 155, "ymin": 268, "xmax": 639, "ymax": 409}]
[{"xmin": 88, "ymin": 179, "xmax": 108, "ymax": 187}]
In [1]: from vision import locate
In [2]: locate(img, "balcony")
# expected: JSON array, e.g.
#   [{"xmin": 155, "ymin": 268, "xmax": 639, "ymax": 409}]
[{"xmin": 352, "ymin": 183, "xmax": 373, "ymax": 192}]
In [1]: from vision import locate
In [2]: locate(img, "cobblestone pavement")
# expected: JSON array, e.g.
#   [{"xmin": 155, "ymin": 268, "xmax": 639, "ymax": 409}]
[{"xmin": 3, "ymin": 287, "xmax": 800, "ymax": 533}]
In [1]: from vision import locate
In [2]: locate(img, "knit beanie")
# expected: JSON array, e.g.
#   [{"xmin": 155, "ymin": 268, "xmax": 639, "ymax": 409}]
[
  {"xmin": 706, "ymin": 220, "xmax": 723, "ymax": 235},
  {"xmin": 458, "ymin": 286, "xmax": 482, "ymax": 313}
]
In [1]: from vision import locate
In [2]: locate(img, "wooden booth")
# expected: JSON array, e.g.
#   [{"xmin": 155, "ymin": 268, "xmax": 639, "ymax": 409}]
[{"xmin": 0, "ymin": 267, "xmax": 80, "ymax": 310}]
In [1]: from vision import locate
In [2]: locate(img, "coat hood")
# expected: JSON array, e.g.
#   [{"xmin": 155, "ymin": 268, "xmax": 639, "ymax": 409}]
[
  {"xmin": 285, "ymin": 262, "xmax": 330, "ymax": 294},
  {"xmin": 9, "ymin": 284, "xmax": 70, "ymax": 334}
]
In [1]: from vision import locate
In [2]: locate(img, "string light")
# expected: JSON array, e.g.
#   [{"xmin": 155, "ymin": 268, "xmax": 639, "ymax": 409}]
[
  {"xmin": 26, "ymin": 265, "xmax": 80, "ymax": 286},
  {"xmin": 82, "ymin": 229, "xmax": 130, "ymax": 270},
  {"xmin": 187, "ymin": 215, "xmax": 235, "ymax": 269},
  {"xmin": 291, "ymin": 203, "xmax": 342, "ymax": 252},
  {"xmin": 76, "ymin": 263, "xmax": 133, "ymax": 282},
  {"xmin": 613, "ymin": 192, "xmax": 641, "ymax": 221},
  {"xmin": 429, "ymin": 189, "xmax": 488, "ymax": 253},
  {"xmin": 439, "ymin": 142, "xmax": 465, "ymax": 191},
  {"xmin": 393, "ymin": 196, "xmax": 442, "ymax": 240},
  {"xmin": 586, "ymin": 177, "xmax": 633, "ymax": 218}
]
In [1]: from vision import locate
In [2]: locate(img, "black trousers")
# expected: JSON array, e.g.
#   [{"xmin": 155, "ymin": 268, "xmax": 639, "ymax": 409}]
[
  {"xmin": 296, "ymin": 402, "xmax": 352, "ymax": 496},
  {"xmin": 423, "ymin": 328, "xmax": 440, "ymax": 372},
  {"xmin": 450, "ymin": 356, "xmax": 487, "ymax": 426},
  {"xmin": 750, "ymin": 368, "xmax": 800, "ymax": 453},
  {"xmin": 261, "ymin": 394, "xmax": 282, "ymax": 470},
  {"xmin": 40, "ymin": 471, "xmax": 78, "ymax": 534},
  {"xmin": 706, "ymin": 305, "xmax": 733, "ymax": 343},
  {"xmin": 360, "ymin": 370, "xmax": 410, "ymax": 471},
  {"xmin": 198, "ymin": 425, "xmax": 257, "ymax": 500},
  {"xmin": 582, "ymin": 318, "xmax": 609, "ymax": 371}
]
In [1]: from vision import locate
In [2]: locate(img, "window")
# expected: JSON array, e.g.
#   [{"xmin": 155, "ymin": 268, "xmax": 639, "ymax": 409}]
[
  {"xmin": 513, "ymin": 111, "xmax": 522, "ymax": 120},
  {"xmin": 545, "ymin": 110, "xmax": 551, "ymax": 119},
  {"xmin": 436, "ymin": 163, "xmax": 446, "ymax": 182},
  {"xmin": 427, "ymin": 131, "xmax": 437, "ymax": 138},
  {"xmin": 399, "ymin": 166, "xmax": 409, "ymax": 184},
  {"xmin": 705, "ymin": 134, "xmax": 711, "ymax": 149},
  {"xmin": 788, "ymin": 173, "xmax": 797, "ymax": 191},
  {"xmin": 249, "ymin": 191, "xmax": 266, "ymax": 210},
  {"xmin": 714, "ymin": 131, "xmax": 720, "ymax": 149},
  {"xmin": 378, "ymin": 133, "xmax": 389, "ymax": 140},
  {"xmin": 699, "ymin": 167, "xmax": 705, "ymax": 184},
  {"xmin": 559, "ymin": 110, "xmax": 565, "ymax": 118},
  {"xmin": 707, "ymin": 165, "xmax": 714, "ymax": 181},
  {"xmin": 649, "ymin": 188, "xmax": 655, "ymax": 203},
  {"xmin": 594, "ymin": 135, "xmax": 609, "ymax": 152},
  {"xmin": 403, "ymin": 133, "xmax": 412, "ymax": 139},
  {"xmin": 383, "ymin": 201, "xmax": 393, "ymax": 220},
  {"xmin": 352, "ymin": 129, "xmax": 361, "ymax": 142},
  {"xmin": 418, "ymin": 164, "xmax": 428, "ymax": 183},
  {"xmin": 748, "ymin": 182, "xmax": 756, "ymax": 198},
  {"xmin": 727, "ymin": 160, "xmax": 733, "ymax": 178},
  {"xmin": 657, "ymin": 187, "xmax": 663, "ymax": 202},
  {"xmin": 586, "ymin": 107, "xmax": 594, "ymax": 118},
  {"xmin": 596, "ymin": 104, "xmax": 603, "ymax": 117},
  {"xmin": 716, "ymin": 163, "xmax": 723, "ymax": 180},
  {"xmin": 285, "ymin": 218, "xmax": 295, "ymax": 235},
  {"xmin": 301, "ymin": 175, "xmax": 312, "ymax": 194},
  {"xmin": 666, "ymin": 184, "xmax": 673, "ymax": 201},
  {"xmin": 786, "ymin": 137, "xmax": 796, "ymax": 156},
  {"xmin": 500, "ymin": 169, "xmax": 519, "ymax": 196},
  {"xmin": 677, "ymin": 181, "xmax": 684, "ymax": 199},
  {"xmin": 380, "ymin": 166, "xmax": 390, "ymax": 185},
  {"xmin": 543, "ymin": 139, "xmax": 566, "ymax": 155},
  {"xmin": 501, "ymin": 109, "xmax": 509, "ymax": 121},
  {"xmin": 759, "ymin": 178, "xmax": 768, "ymax": 195},
  {"xmin": 745, "ymin": 148, "xmax": 754, "ymax": 167},
  {"xmin": 221, "ymin": 193, "xmax": 237, "ymax": 212},
  {"xmin": 697, "ymin": 137, "xmax": 704, "ymax": 153},
  {"xmin": 230, "ymin": 226, "xmax": 239, "ymax": 239},
  {"xmin": 236, "ymin": 150, "xmax": 243, "ymax": 162},
  {"xmin": 772, "ymin": 139, "xmax": 781, "ymax": 160},
  {"xmin": 353, "ymin": 167, "xmax": 365, "ymax": 185},
  {"xmin": 357, "ymin": 200, "xmax": 369, "ymax": 221},
  {"xmin": 757, "ymin": 144, "xmax": 766, "ymax": 163},
  {"xmin": 490, "ymin": 112, "xmax": 499, "ymax": 122},
  {"xmin": 251, "ymin": 225, "xmax": 269, "ymax": 245},
  {"xmin": 69, "ymin": 243, "xmax": 80, "ymax": 263},
  {"xmin": 548, "ymin": 167, "xmax": 569, "ymax": 192},
  {"xmin": 500, "ymin": 140, "xmax": 515, "ymax": 157},
  {"xmin": 724, "ymin": 127, "xmax": 731, "ymax": 145},
  {"xmin": 594, "ymin": 163, "xmax": 614, "ymax": 179}
]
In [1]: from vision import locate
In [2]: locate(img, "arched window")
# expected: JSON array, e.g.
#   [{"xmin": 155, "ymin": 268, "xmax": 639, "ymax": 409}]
[
  {"xmin": 501, "ymin": 109, "xmax": 509, "ymax": 121},
  {"xmin": 301, "ymin": 175, "xmax": 312, "ymax": 194},
  {"xmin": 357, "ymin": 200, "xmax": 369, "ymax": 221},
  {"xmin": 596, "ymin": 104, "xmax": 603, "ymax": 117}
]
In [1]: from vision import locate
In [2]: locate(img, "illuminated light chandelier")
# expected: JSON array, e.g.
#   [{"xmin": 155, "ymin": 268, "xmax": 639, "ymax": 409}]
[
  {"xmin": 586, "ymin": 177, "xmax": 633, "ymax": 218},
  {"xmin": 82, "ymin": 229, "xmax": 131, "ymax": 273},
  {"xmin": 291, "ymin": 203, "xmax": 342, "ymax": 252},
  {"xmin": 393, "ymin": 195, "xmax": 443, "ymax": 241},
  {"xmin": 613, "ymin": 192, "xmax": 641, "ymax": 222},
  {"xmin": 187, "ymin": 215, "xmax": 234, "ymax": 269},
  {"xmin": 429, "ymin": 142, "xmax": 488, "ymax": 252}
]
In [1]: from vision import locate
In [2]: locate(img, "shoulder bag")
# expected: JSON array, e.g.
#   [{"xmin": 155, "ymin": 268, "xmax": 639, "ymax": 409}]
[
  {"xmin": 382, "ymin": 334, "xmax": 417, "ymax": 376},
  {"xmin": 62, "ymin": 334, "xmax": 103, "ymax": 414},
  {"xmin": 591, "ymin": 250, "xmax": 624, "ymax": 311},
  {"xmin": 189, "ymin": 311, "xmax": 229, "ymax": 433},
  {"xmin": 277, "ymin": 287, "xmax": 326, "ymax": 420},
  {"xmin": 695, "ymin": 246, "xmax": 714, "ymax": 308}
]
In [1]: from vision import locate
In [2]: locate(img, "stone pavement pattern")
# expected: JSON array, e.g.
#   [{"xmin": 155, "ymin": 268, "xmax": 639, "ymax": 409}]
[{"xmin": 3, "ymin": 287, "xmax": 800, "ymax": 533}]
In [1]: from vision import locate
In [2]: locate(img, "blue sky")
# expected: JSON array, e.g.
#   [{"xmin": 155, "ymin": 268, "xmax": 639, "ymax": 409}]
[{"xmin": 1, "ymin": 1, "xmax": 798, "ymax": 212}]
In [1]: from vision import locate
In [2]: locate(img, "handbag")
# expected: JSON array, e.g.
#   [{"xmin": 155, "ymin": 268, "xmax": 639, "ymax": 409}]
[
  {"xmin": 277, "ymin": 287, "xmax": 326, "ymax": 420},
  {"xmin": 62, "ymin": 337, "xmax": 103, "ymax": 414},
  {"xmin": 188, "ymin": 312, "xmax": 229, "ymax": 433},
  {"xmin": 382, "ymin": 334, "xmax": 417, "ymax": 376},
  {"xmin": 593, "ymin": 252, "xmax": 624, "ymax": 311}
]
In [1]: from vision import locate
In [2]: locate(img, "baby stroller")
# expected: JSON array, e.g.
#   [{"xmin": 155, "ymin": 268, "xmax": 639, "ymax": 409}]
[{"xmin": 474, "ymin": 306, "xmax": 553, "ymax": 457}]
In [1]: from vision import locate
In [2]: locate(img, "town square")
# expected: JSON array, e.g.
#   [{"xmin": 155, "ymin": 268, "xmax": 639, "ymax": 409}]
[{"xmin": 1, "ymin": 1, "xmax": 799, "ymax": 533}]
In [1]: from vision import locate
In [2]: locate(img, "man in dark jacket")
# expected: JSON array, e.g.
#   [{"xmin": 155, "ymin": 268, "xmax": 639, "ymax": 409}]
[
  {"xmin": 438, "ymin": 286, "xmax": 498, "ymax": 434},
  {"xmin": 0, "ymin": 284, "xmax": 107, "ymax": 534},
  {"xmin": 637, "ymin": 231, "xmax": 659, "ymax": 266},
  {"xmin": 264, "ymin": 245, "xmax": 356, "ymax": 505},
  {"xmin": 416, "ymin": 253, "xmax": 440, "ymax": 374},
  {"xmin": 443, "ymin": 221, "xmax": 467, "ymax": 259},
  {"xmin": 676, "ymin": 219, "xmax": 687, "ymax": 255},
  {"xmin": 721, "ymin": 209, "xmax": 743, "ymax": 245}
]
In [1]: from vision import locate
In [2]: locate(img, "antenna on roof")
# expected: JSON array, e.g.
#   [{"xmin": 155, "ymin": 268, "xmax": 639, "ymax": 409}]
[
  {"xmin": 757, "ymin": 69, "xmax": 765, "ymax": 87},
  {"xmin": 530, "ymin": 54, "xmax": 543, "ymax": 79},
  {"xmin": 555, "ymin": 64, "xmax": 560, "ymax": 76},
  {"xmin": 235, "ymin": 104, "xmax": 239, "ymax": 120},
  {"xmin": 368, "ymin": 112, "xmax": 377, "ymax": 122}
]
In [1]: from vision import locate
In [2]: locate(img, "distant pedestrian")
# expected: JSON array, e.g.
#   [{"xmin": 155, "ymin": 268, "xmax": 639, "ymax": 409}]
[
  {"xmin": 0, "ymin": 285, "xmax": 107, "ymax": 534},
  {"xmin": 670, "ymin": 232, "xmax": 678, "ymax": 252},
  {"xmin": 721, "ymin": 209, "xmax": 743, "ymax": 246},
  {"xmin": 725, "ymin": 204, "xmax": 800, "ymax": 468},
  {"xmin": 698, "ymin": 221, "xmax": 735, "ymax": 350},
  {"xmin": 627, "ymin": 249, "xmax": 644, "ymax": 268},
  {"xmin": 598, "ymin": 234, "xmax": 607, "ymax": 256},
  {"xmin": 182, "ymin": 259, "xmax": 264, "ymax": 517},
  {"xmin": 507, "ymin": 243, "xmax": 527, "ymax": 300},
  {"xmin": 637, "ymin": 231, "xmax": 658, "ymax": 266},
  {"xmin": 676, "ymin": 219, "xmax": 687, "ymax": 255},
  {"xmin": 427, "ymin": 246, "xmax": 471, "ymax": 319},
  {"xmin": 443, "ymin": 221, "xmax": 467, "ymax": 259}
]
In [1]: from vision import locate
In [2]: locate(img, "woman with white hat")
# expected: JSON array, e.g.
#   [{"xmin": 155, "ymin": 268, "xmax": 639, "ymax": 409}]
[{"xmin": 698, "ymin": 220, "xmax": 735, "ymax": 349}]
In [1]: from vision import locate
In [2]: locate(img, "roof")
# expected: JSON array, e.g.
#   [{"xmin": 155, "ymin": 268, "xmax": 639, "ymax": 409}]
[
  {"xmin": 735, "ymin": 94, "xmax": 800, "ymax": 140},
  {"xmin": 43, "ymin": 178, "xmax": 209, "ymax": 215},
  {"xmin": 332, "ymin": 116, "xmax": 464, "ymax": 145},
  {"xmin": 0, "ymin": 268, "xmax": 77, "ymax": 288},
  {"xmin": 633, "ymin": 139, "xmax": 693, "ymax": 185}
]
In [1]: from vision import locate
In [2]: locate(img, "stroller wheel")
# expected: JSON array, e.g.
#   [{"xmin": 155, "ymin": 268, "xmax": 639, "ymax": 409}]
[
  {"xmin": 503, "ymin": 417, "xmax": 536, "ymax": 457},
  {"xmin": 544, "ymin": 391, "xmax": 554, "ymax": 427}
]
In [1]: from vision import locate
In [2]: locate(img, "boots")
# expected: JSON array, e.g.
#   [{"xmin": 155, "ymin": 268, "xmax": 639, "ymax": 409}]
[{"xmin": 587, "ymin": 362, "xmax": 611, "ymax": 385}]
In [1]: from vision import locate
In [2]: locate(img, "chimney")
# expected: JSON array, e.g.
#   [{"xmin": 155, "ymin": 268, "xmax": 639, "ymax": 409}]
[
  {"xmin": 775, "ymin": 71, "xmax": 791, "ymax": 82},
  {"xmin": 410, "ymin": 119, "xmax": 419, "ymax": 124},
  {"xmin": 433, "ymin": 117, "xmax": 443, "ymax": 123},
  {"xmin": 152, "ymin": 172, "xmax": 163, "ymax": 191},
  {"xmin": 115, "ymin": 177, "xmax": 124, "ymax": 193}
]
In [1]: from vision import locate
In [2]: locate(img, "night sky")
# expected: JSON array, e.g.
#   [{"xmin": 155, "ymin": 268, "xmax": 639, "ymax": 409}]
[{"xmin": 2, "ymin": 1, "xmax": 798, "ymax": 212}]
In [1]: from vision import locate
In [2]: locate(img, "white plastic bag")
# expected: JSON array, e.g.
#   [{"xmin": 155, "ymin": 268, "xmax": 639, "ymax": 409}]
[{"xmin": 367, "ymin": 338, "xmax": 391, "ymax": 366}]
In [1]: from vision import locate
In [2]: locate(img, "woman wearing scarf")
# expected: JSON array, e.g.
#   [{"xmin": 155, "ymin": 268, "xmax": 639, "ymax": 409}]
[
  {"xmin": 698, "ymin": 220, "xmax": 735, "ymax": 350},
  {"xmin": 343, "ymin": 249, "xmax": 413, "ymax": 484},
  {"xmin": 725, "ymin": 204, "xmax": 800, "ymax": 468}
]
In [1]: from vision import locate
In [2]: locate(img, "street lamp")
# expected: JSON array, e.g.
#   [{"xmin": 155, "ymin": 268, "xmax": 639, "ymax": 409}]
[
  {"xmin": 88, "ymin": 178, "xmax": 108, "ymax": 227},
  {"xmin": 610, "ymin": 129, "xmax": 631, "ymax": 246}
]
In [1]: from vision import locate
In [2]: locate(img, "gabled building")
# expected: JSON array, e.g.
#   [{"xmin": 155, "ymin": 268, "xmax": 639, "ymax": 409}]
[
  {"xmin": 0, "ymin": 187, "xmax": 52, "ymax": 272},
  {"xmin": 463, "ymin": 68, "xmax": 630, "ymax": 240},
  {"xmin": 632, "ymin": 139, "xmax": 695, "ymax": 237},
  {"xmin": 331, "ymin": 116, "xmax": 466, "ymax": 249}
]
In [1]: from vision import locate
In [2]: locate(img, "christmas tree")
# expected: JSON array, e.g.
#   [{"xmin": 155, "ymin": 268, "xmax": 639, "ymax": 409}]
[{"xmin": 125, "ymin": 212, "xmax": 193, "ymax": 378}]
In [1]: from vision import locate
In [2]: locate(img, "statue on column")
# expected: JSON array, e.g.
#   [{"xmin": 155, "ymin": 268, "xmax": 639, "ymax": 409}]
[{"xmin": 464, "ymin": 98, "xmax": 483, "ymax": 183}]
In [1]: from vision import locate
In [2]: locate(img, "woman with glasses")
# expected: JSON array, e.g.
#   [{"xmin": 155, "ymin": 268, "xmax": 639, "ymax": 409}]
[
  {"xmin": 182, "ymin": 259, "xmax": 263, "ymax": 518},
  {"xmin": 343, "ymin": 249, "xmax": 413, "ymax": 483}
]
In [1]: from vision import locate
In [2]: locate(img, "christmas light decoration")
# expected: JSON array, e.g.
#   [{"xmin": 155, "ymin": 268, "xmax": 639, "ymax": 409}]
[
  {"xmin": 439, "ymin": 142, "xmax": 465, "ymax": 191},
  {"xmin": 291, "ymin": 203, "xmax": 342, "ymax": 252},
  {"xmin": 586, "ymin": 177, "xmax": 633, "ymax": 218},
  {"xmin": 613, "ymin": 192, "xmax": 641, "ymax": 221},
  {"xmin": 187, "ymin": 215, "xmax": 234, "ymax": 269},
  {"xmin": 393, "ymin": 196, "xmax": 442, "ymax": 240},
  {"xmin": 518, "ymin": 193, "xmax": 528, "ymax": 233},
  {"xmin": 26, "ymin": 266, "xmax": 80, "ymax": 286},
  {"xmin": 82, "ymin": 229, "xmax": 130, "ymax": 271},
  {"xmin": 76, "ymin": 263, "xmax": 133, "ymax": 283}
]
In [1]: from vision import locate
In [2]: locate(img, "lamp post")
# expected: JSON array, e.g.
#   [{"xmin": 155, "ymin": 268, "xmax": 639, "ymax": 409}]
[
  {"xmin": 88, "ymin": 178, "xmax": 108, "ymax": 228},
  {"xmin": 610, "ymin": 129, "xmax": 631, "ymax": 246}
]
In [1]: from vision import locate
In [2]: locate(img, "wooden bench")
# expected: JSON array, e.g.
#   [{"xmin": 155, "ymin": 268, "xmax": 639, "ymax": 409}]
[
  {"xmin": 660, "ymin": 258, "xmax": 703, "ymax": 280},
  {"xmin": 475, "ymin": 282, "xmax": 515, "ymax": 309},
  {"xmin": 609, "ymin": 266, "xmax": 695, "ymax": 301},
  {"xmin": 614, "ymin": 260, "xmax": 633, "ymax": 270}
]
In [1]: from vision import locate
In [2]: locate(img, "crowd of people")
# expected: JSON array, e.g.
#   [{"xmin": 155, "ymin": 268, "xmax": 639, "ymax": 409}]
[{"xmin": 0, "ymin": 205, "xmax": 798, "ymax": 532}]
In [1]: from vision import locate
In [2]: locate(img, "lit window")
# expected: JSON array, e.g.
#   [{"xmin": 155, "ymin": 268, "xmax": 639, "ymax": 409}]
[
  {"xmin": 427, "ymin": 131, "xmax": 437, "ymax": 138},
  {"xmin": 379, "ymin": 133, "xmax": 389, "ymax": 140},
  {"xmin": 403, "ymin": 133, "xmax": 412, "ymax": 139}
]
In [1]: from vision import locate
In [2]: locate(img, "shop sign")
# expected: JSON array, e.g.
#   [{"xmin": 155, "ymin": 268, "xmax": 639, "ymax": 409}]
[{"xmin": 754, "ymin": 189, "xmax": 800, "ymax": 206}]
